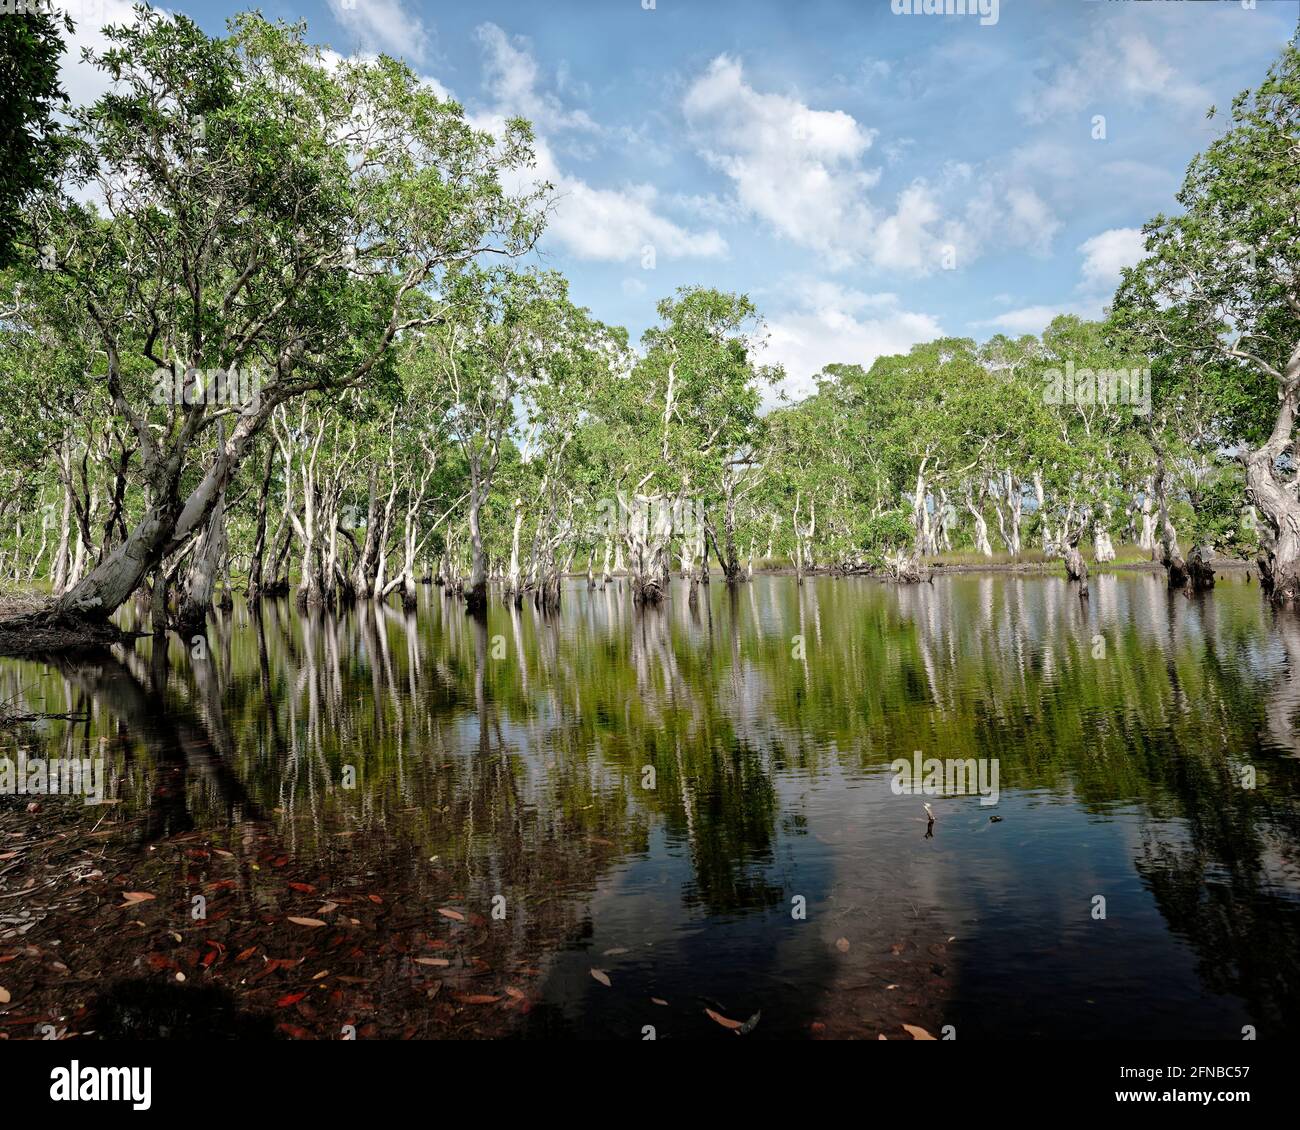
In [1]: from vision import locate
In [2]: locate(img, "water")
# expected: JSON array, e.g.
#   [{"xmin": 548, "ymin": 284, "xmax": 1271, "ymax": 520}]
[{"xmin": 3, "ymin": 572, "xmax": 1299, "ymax": 1040}]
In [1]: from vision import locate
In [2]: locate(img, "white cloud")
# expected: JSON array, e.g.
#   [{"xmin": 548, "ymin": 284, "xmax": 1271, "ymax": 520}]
[
  {"xmin": 475, "ymin": 24, "xmax": 598, "ymax": 135},
  {"xmin": 762, "ymin": 279, "xmax": 943, "ymax": 403},
  {"xmin": 1078, "ymin": 227, "xmax": 1146, "ymax": 293},
  {"xmin": 683, "ymin": 56, "xmax": 1060, "ymax": 274},
  {"xmin": 1020, "ymin": 27, "xmax": 1210, "ymax": 124},
  {"xmin": 539, "ymin": 153, "xmax": 727, "ymax": 261},
  {"xmin": 683, "ymin": 55, "xmax": 879, "ymax": 268},
  {"xmin": 972, "ymin": 226, "xmax": 1146, "ymax": 337},
  {"xmin": 59, "ymin": 0, "xmax": 144, "ymax": 108},
  {"xmin": 470, "ymin": 33, "xmax": 725, "ymax": 264},
  {"xmin": 326, "ymin": 0, "xmax": 430, "ymax": 64},
  {"xmin": 973, "ymin": 304, "xmax": 1085, "ymax": 337}
]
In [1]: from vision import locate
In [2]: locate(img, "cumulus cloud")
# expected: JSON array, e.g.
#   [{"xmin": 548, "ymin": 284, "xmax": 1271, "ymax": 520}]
[
  {"xmin": 475, "ymin": 23, "xmax": 598, "ymax": 135},
  {"xmin": 973, "ymin": 304, "xmax": 1086, "ymax": 337},
  {"xmin": 471, "ymin": 27, "xmax": 726, "ymax": 264},
  {"xmin": 972, "ymin": 226, "xmax": 1147, "ymax": 337},
  {"xmin": 683, "ymin": 55, "xmax": 879, "ymax": 267},
  {"xmin": 326, "ymin": 0, "xmax": 431, "ymax": 64},
  {"xmin": 762, "ymin": 279, "xmax": 943, "ymax": 403},
  {"xmin": 683, "ymin": 56, "xmax": 1059, "ymax": 274},
  {"xmin": 1078, "ymin": 227, "xmax": 1146, "ymax": 292},
  {"xmin": 1019, "ymin": 26, "xmax": 1210, "ymax": 124}
]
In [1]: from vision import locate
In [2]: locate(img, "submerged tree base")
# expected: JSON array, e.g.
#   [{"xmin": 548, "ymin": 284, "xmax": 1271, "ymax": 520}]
[
  {"xmin": 1258, "ymin": 554, "xmax": 1300, "ymax": 604},
  {"xmin": 885, "ymin": 552, "xmax": 931, "ymax": 584}
]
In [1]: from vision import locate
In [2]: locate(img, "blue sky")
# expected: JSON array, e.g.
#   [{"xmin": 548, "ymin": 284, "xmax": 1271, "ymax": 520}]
[{"xmin": 59, "ymin": 0, "xmax": 1297, "ymax": 399}]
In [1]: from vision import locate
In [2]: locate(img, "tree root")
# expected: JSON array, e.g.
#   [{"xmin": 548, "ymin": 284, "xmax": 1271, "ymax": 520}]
[{"xmin": 0, "ymin": 607, "xmax": 144, "ymax": 658}]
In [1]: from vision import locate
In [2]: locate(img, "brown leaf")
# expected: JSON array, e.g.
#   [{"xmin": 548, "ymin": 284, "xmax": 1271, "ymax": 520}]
[
  {"xmin": 0, "ymin": 986, "xmax": 10, "ymax": 1004},
  {"xmin": 277, "ymin": 991, "xmax": 307, "ymax": 1007},
  {"xmin": 902, "ymin": 1023, "xmax": 936, "ymax": 1041},
  {"xmin": 456, "ymin": 993, "xmax": 501, "ymax": 1005},
  {"xmin": 287, "ymin": 917, "xmax": 326, "ymax": 928},
  {"xmin": 590, "ymin": 968, "xmax": 611, "ymax": 987},
  {"xmin": 119, "ymin": 892, "xmax": 155, "ymax": 905},
  {"xmin": 413, "ymin": 957, "xmax": 450, "ymax": 967},
  {"xmin": 287, "ymin": 882, "xmax": 315, "ymax": 893},
  {"xmin": 705, "ymin": 1008, "xmax": 744, "ymax": 1030},
  {"xmin": 436, "ymin": 908, "xmax": 465, "ymax": 922}
]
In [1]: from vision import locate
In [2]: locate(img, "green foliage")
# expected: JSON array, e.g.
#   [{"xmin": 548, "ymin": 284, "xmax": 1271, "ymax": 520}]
[{"xmin": 0, "ymin": 9, "xmax": 70, "ymax": 268}]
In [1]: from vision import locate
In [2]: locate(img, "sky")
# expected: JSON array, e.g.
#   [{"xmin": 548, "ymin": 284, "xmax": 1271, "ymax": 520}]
[{"xmin": 53, "ymin": 0, "xmax": 1299, "ymax": 401}]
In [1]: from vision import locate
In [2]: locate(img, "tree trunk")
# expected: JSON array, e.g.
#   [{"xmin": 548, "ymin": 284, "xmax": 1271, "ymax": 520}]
[
  {"xmin": 1062, "ymin": 521, "xmax": 1089, "ymax": 596},
  {"xmin": 1153, "ymin": 451, "xmax": 1188, "ymax": 589},
  {"xmin": 466, "ymin": 489, "xmax": 487, "ymax": 614},
  {"xmin": 506, "ymin": 499, "xmax": 524, "ymax": 605},
  {"xmin": 176, "ymin": 492, "xmax": 227, "ymax": 636},
  {"xmin": 246, "ymin": 446, "xmax": 275, "ymax": 602},
  {"xmin": 1092, "ymin": 520, "xmax": 1116, "ymax": 563},
  {"xmin": 965, "ymin": 489, "xmax": 992, "ymax": 557},
  {"xmin": 353, "ymin": 465, "xmax": 380, "ymax": 600}
]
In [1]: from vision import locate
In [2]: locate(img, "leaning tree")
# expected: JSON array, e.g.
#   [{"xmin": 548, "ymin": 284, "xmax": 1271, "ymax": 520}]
[
  {"xmin": 1112, "ymin": 43, "xmax": 1300, "ymax": 601},
  {"xmin": 14, "ymin": 9, "xmax": 543, "ymax": 628}
]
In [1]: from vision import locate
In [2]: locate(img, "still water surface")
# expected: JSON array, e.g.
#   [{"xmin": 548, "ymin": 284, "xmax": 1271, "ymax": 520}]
[{"xmin": 3, "ymin": 573, "xmax": 1299, "ymax": 1039}]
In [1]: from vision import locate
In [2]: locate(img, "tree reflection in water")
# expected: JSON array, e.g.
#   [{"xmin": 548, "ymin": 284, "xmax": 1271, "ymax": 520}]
[{"xmin": 1, "ymin": 573, "xmax": 1298, "ymax": 1038}]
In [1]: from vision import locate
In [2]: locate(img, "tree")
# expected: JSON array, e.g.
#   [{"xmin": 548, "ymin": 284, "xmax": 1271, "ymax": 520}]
[
  {"xmin": 15, "ymin": 9, "xmax": 542, "ymax": 625},
  {"xmin": 603, "ymin": 287, "xmax": 773, "ymax": 602},
  {"xmin": 1112, "ymin": 43, "xmax": 1300, "ymax": 600},
  {"xmin": 0, "ymin": 7, "xmax": 70, "ymax": 268}
]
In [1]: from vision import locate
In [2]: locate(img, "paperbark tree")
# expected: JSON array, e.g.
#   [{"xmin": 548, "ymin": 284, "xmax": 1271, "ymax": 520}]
[
  {"xmin": 12, "ymin": 10, "xmax": 541, "ymax": 629},
  {"xmin": 1112, "ymin": 44, "xmax": 1300, "ymax": 601}
]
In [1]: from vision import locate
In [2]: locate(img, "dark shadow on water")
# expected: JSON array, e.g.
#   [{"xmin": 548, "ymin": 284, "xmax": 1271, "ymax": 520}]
[{"xmin": 86, "ymin": 980, "xmax": 277, "ymax": 1040}]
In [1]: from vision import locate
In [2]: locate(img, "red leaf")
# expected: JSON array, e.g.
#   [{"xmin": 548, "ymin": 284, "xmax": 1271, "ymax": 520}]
[{"xmin": 705, "ymin": 1008, "xmax": 744, "ymax": 1030}]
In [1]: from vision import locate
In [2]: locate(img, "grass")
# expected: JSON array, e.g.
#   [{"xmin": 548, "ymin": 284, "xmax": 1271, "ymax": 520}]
[
  {"xmin": 0, "ymin": 587, "xmax": 48, "ymax": 617},
  {"xmin": 927, "ymin": 542, "xmax": 1156, "ymax": 569}
]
